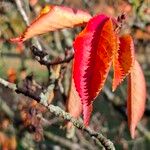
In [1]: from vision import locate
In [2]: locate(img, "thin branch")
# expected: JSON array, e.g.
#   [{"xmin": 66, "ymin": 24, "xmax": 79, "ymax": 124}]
[
  {"xmin": 1, "ymin": 52, "xmax": 21, "ymax": 58},
  {"xmin": 31, "ymin": 46, "xmax": 74, "ymax": 67},
  {"xmin": 14, "ymin": 0, "xmax": 30, "ymax": 25},
  {"xmin": 0, "ymin": 98, "xmax": 14, "ymax": 118},
  {"xmin": 44, "ymin": 131, "xmax": 85, "ymax": 149},
  {"xmin": 0, "ymin": 77, "xmax": 115, "ymax": 150},
  {"xmin": 14, "ymin": 0, "xmax": 42, "ymax": 50}
]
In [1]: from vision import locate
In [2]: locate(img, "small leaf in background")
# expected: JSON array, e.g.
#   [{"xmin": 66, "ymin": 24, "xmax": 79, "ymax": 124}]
[
  {"xmin": 10, "ymin": 5, "xmax": 92, "ymax": 43},
  {"xmin": 0, "ymin": 132, "xmax": 17, "ymax": 150},
  {"xmin": 29, "ymin": 0, "xmax": 38, "ymax": 6},
  {"xmin": 113, "ymin": 34, "xmax": 135, "ymax": 91},
  {"xmin": 127, "ymin": 60, "xmax": 147, "ymax": 139},
  {"xmin": 134, "ymin": 29, "xmax": 150, "ymax": 40},
  {"xmin": 7, "ymin": 68, "xmax": 17, "ymax": 83},
  {"xmin": 73, "ymin": 15, "xmax": 117, "ymax": 125}
]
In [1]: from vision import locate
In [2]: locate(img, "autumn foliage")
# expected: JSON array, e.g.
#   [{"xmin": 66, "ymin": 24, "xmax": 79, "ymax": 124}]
[
  {"xmin": 127, "ymin": 60, "xmax": 146, "ymax": 138},
  {"xmin": 10, "ymin": 4, "xmax": 147, "ymax": 139}
]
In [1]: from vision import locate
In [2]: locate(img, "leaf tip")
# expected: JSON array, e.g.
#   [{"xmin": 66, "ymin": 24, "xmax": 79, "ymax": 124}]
[
  {"xmin": 112, "ymin": 85, "xmax": 116, "ymax": 92},
  {"xmin": 83, "ymin": 103, "xmax": 93, "ymax": 126},
  {"xmin": 10, "ymin": 36, "xmax": 23, "ymax": 44},
  {"xmin": 129, "ymin": 124, "xmax": 136, "ymax": 139}
]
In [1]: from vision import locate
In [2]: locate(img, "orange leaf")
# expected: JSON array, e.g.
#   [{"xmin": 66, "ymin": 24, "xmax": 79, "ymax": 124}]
[
  {"xmin": 73, "ymin": 15, "xmax": 117, "ymax": 125},
  {"xmin": 7, "ymin": 68, "xmax": 17, "ymax": 83},
  {"xmin": 66, "ymin": 78, "xmax": 82, "ymax": 129},
  {"xmin": 127, "ymin": 60, "xmax": 147, "ymax": 138},
  {"xmin": 113, "ymin": 34, "xmax": 135, "ymax": 91},
  {"xmin": 10, "ymin": 5, "xmax": 91, "ymax": 43}
]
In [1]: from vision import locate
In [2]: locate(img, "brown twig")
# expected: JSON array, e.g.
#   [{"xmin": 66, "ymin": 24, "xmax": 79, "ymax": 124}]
[
  {"xmin": 14, "ymin": 0, "xmax": 42, "ymax": 50},
  {"xmin": 31, "ymin": 45, "xmax": 74, "ymax": 67},
  {"xmin": 0, "ymin": 77, "xmax": 115, "ymax": 150}
]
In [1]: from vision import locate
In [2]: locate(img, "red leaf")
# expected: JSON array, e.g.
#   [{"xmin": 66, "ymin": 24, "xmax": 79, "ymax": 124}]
[
  {"xmin": 113, "ymin": 34, "xmax": 135, "ymax": 91},
  {"xmin": 127, "ymin": 60, "xmax": 147, "ymax": 139},
  {"xmin": 73, "ymin": 14, "xmax": 117, "ymax": 125},
  {"xmin": 10, "ymin": 5, "xmax": 91, "ymax": 43},
  {"xmin": 66, "ymin": 78, "xmax": 82, "ymax": 129}
]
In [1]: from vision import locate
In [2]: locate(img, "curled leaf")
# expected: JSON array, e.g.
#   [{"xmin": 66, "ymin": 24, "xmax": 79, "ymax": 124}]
[
  {"xmin": 73, "ymin": 14, "xmax": 117, "ymax": 125},
  {"xmin": 127, "ymin": 60, "xmax": 147, "ymax": 138},
  {"xmin": 113, "ymin": 34, "xmax": 135, "ymax": 91},
  {"xmin": 10, "ymin": 5, "xmax": 91, "ymax": 43}
]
